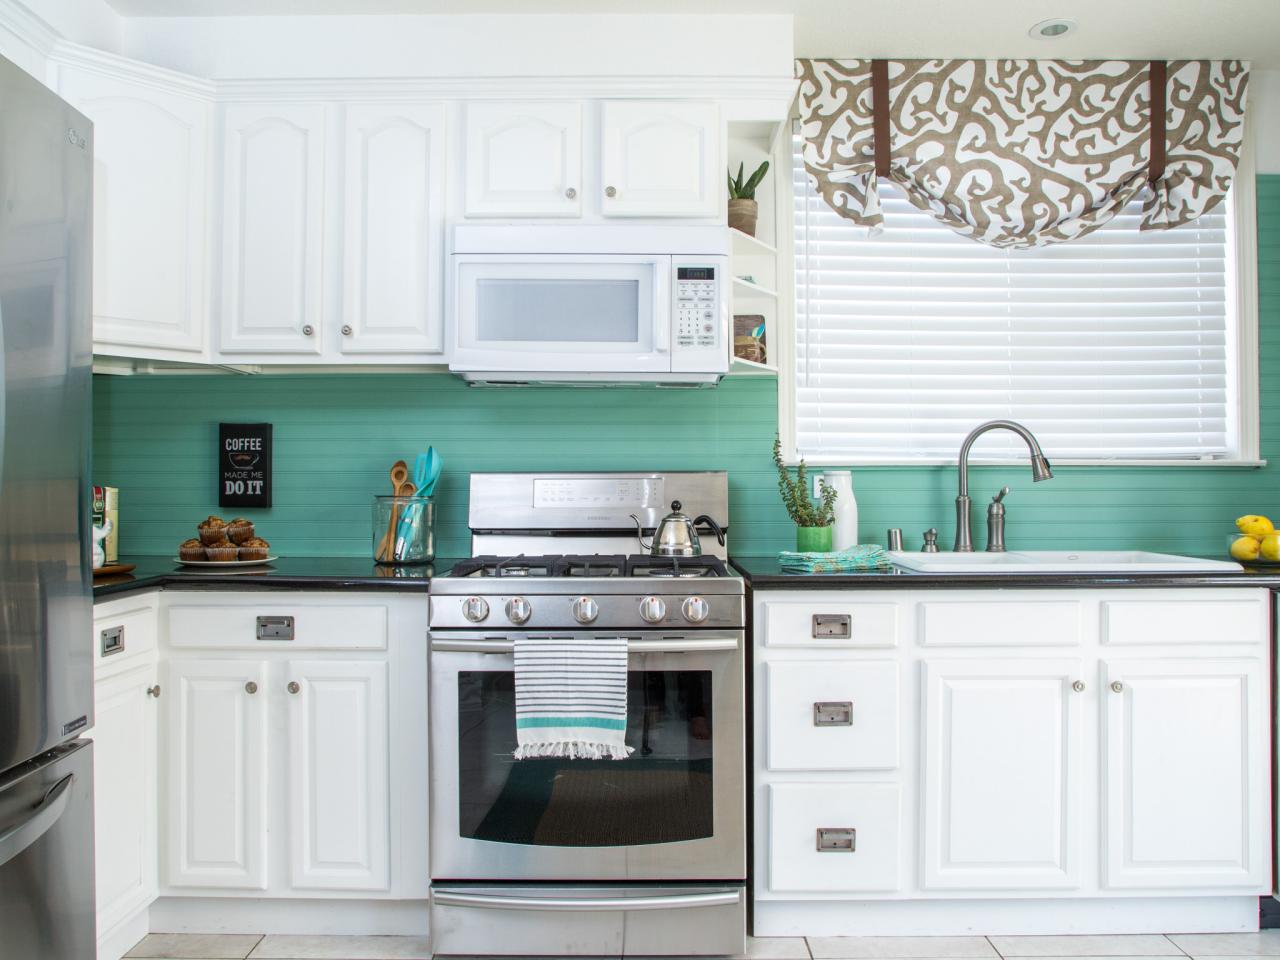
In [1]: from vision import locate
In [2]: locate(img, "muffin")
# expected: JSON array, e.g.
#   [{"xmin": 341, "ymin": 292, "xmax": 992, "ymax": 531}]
[
  {"xmin": 238, "ymin": 537, "xmax": 270, "ymax": 562},
  {"xmin": 204, "ymin": 538, "xmax": 239, "ymax": 563},
  {"xmin": 178, "ymin": 538, "xmax": 206, "ymax": 562},
  {"xmin": 198, "ymin": 515, "xmax": 228, "ymax": 546},
  {"xmin": 226, "ymin": 517, "xmax": 255, "ymax": 544}
]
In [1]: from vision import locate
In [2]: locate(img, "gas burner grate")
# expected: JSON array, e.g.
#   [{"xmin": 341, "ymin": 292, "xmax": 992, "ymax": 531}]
[
  {"xmin": 625, "ymin": 555, "xmax": 730, "ymax": 578},
  {"xmin": 450, "ymin": 554, "xmax": 630, "ymax": 578}
]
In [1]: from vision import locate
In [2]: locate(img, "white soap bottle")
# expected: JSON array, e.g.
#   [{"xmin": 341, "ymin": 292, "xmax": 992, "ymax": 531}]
[{"xmin": 820, "ymin": 471, "xmax": 858, "ymax": 551}]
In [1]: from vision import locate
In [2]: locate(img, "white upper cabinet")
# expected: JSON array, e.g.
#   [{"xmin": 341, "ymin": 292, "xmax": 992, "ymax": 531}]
[
  {"xmin": 600, "ymin": 101, "xmax": 720, "ymax": 218},
  {"xmin": 464, "ymin": 101, "xmax": 582, "ymax": 217},
  {"xmin": 57, "ymin": 62, "xmax": 210, "ymax": 357},
  {"xmin": 341, "ymin": 103, "xmax": 445, "ymax": 354},
  {"xmin": 219, "ymin": 103, "xmax": 326, "ymax": 355},
  {"xmin": 921, "ymin": 659, "xmax": 1083, "ymax": 891},
  {"xmin": 1102, "ymin": 657, "xmax": 1270, "ymax": 889}
]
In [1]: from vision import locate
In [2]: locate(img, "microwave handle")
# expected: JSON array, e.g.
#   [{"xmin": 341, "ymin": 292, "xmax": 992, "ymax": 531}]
[{"xmin": 654, "ymin": 264, "xmax": 670, "ymax": 353}]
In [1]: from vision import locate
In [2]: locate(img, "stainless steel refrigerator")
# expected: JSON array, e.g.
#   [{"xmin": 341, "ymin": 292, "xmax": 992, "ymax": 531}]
[{"xmin": 0, "ymin": 53, "xmax": 96, "ymax": 960}]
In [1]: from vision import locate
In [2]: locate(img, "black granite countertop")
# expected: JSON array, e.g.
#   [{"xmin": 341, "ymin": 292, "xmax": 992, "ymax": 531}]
[
  {"xmin": 730, "ymin": 555, "xmax": 1280, "ymax": 590},
  {"xmin": 93, "ymin": 555, "xmax": 462, "ymax": 599}
]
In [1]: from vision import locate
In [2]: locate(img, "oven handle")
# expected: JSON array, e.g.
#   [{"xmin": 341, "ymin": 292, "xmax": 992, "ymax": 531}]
[
  {"xmin": 430, "ymin": 636, "xmax": 739, "ymax": 654},
  {"xmin": 431, "ymin": 888, "xmax": 741, "ymax": 912}
]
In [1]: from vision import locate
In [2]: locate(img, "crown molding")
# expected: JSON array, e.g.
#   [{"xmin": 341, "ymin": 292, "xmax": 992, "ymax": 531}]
[
  {"xmin": 49, "ymin": 40, "xmax": 216, "ymax": 99},
  {"xmin": 0, "ymin": 0, "xmax": 59, "ymax": 56}
]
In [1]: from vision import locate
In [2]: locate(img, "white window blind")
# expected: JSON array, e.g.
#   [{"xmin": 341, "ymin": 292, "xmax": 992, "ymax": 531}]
[{"xmin": 792, "ymin": 133, "xmax": 1238, "ymax": 463}]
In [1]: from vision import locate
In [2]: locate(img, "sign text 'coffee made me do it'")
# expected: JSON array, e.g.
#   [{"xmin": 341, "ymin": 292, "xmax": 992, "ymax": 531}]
[{"xmin": 219, "ymin": 422, "xmax": 272, "ymax": 508}]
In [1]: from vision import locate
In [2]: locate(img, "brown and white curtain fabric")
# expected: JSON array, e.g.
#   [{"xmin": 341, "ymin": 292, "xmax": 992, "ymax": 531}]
[{"xmin": 795, "ymin": 59, "xmax": 1250, "ymax": 248}]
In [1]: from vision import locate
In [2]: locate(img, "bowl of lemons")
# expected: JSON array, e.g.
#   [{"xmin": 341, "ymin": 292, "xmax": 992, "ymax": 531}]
[{"xmin": 1228, "ymin": 514, "xmax": 1280, "ymax": 564}]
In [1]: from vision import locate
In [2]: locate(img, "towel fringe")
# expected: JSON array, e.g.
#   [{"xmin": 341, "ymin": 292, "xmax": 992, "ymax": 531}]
[{"xmin": 513, "ymin": 740, "xmax": 635, "ymax": 761}]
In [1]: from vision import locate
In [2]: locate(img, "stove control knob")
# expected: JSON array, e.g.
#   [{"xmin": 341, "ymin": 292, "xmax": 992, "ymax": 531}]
[
  {"xmin": 572, "ymin": 596, "xmax": 599, "ymax": 624},
  {"xmin": 462, "ymin": 596, "xmax": 490, "ymax": 623},
  {"xmin": 506, "ymin": 596, "xmax": 532, "ymax": 625},
  {"xmin": 639, "ymin": 595, "xmax": 667, "ymax": 624},
  {"xmin": 682, "ymin": 596, "xmax": 710, "ymax": 624}
]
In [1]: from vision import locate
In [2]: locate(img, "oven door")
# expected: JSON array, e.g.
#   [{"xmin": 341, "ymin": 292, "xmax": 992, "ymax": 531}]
[
  {"xmin": 448, "ymin": 255, "xmax": 671, "ymax": 373},
  {"xmin": 429, "ymin": 631, "xmax": 744, "ymax": 882}
]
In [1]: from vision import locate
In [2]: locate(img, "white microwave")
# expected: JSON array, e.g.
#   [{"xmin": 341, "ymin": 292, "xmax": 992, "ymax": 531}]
[{"xmin": 447, "ymin": 225, "xmax": 730, "ymax": 385}]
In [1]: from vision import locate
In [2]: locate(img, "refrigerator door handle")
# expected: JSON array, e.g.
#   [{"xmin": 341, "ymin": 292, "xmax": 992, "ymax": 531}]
[{"xmin": 0, "ymin": 774, "xmax": 73, "ymax": 869}]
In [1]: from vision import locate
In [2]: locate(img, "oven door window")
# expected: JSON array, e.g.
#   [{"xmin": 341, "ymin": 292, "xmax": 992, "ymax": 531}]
[{"xmin": 458, "ymin": 670, "xmax": 713, "ymax": 847}]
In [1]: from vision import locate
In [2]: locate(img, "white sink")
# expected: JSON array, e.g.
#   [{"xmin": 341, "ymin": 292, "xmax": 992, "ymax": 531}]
[{"xmin": 888, "ymin": 550, "xmax": 1242, "ymax": 574}]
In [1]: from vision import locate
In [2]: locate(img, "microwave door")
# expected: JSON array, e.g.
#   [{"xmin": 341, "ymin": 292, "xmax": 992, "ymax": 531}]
[{"xmin": 451, "ymin": 256, "xmax": 671, "ymax": 373}]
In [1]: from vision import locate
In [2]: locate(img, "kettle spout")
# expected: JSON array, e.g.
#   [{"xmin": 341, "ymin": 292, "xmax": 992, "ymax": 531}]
[{"xmin": 629, "ymin": 514, "xmax": 652, "ymax": 552}]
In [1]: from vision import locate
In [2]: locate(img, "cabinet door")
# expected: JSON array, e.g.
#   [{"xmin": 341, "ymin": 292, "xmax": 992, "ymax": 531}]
[
  {"xmin": 600, "ymin": 101, "xmax": 720, "ymax": 217},
  {"xmin": 1102, "ymin": 658, "xmax": 1269, "ymax": 889},
  {"xmin": 164, "ymin": 659, "xmax": 268, "ymax": 889},
  {"xmin": 219, "ymin": 103, "xmax": 325, "ymax": 354},
  {"xmin": 286, "ymin": 660, "xmax": 390, "ymax": 890},
  {"xmin": 341, "ymin": 103, "xmax": 445, "ymax": 354},
  {"xmin": 464, "ymin": 101, "xmax": 582, "ymax": 217},
  {"xmin": 921, "ymin": 659, "xmax": 1083, "ymax": 890},
  {"xmin": 91, "ymin": 662, "xmax": 158, "ymax": 937},
  {"xmin": 58, "ymin": 65, "xmax": 209, "ymax": 355}
]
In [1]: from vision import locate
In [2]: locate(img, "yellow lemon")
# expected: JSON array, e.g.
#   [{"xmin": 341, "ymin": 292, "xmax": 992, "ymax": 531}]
[
  {"xmin": 1236, "ymin": 515, "xmax": 1274, "ymax": 537},
  {"xmin": 1230, "ymin": 535, "xmax": 1262, "ymax": 562},
  {"xmin": 1261, "ymin": 533, "xmax": 1280, "ymax": 562}
]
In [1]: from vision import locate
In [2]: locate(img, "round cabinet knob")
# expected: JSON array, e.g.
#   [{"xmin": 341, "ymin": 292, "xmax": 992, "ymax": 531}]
[
  {"xmin": 506, "ymin": 596, "xmax": 532, "ymax": 625},
  {"xmin": 341, "ymin": 324, "xmax": 353, "ymax": 336},
  {"xmin": 572, "ymin": 596, "xmax": 599, "ymax": 624},
  {"xmin": 1072, "ymin": 680, "xmax": 1085, "ymax": 693},
  {"xmin": 287, "ymin": 681, "xmax": 301, "ymax": 695},
  {"xmin": 1111, "ymin": 680, "xmax": 1124, "ymax": 693},
  {"xmin": 565, "ymin": 187, "xmax": 577, "ymax": 199},
  {"xmin": 146, "ymin": 685, "xmax": 161, "ymax": 698},
  {"xmin": 462, "ymin": 596, "xmax": 490, "ymax": 623},
  {"xmin": 302, "ymin": 324, "xmax": 314, "ymax": 337},
  {"xmin": 244, "ymin": 681, "xmax": 258, "ymax": 695},
  {"xmin": 605, "ymin": 185, "xmax": 617, "ymax": 198},
  {"xmin": 682, "ymin": 596, "xmax": 710, "ymax": 624},
  {"xmin": 639, "ymin": 595, "xmax": 667, "ymax": 624}
]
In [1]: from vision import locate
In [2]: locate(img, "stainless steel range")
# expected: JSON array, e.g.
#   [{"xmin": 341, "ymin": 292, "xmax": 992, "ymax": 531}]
[{"xmin": 429, "ymin": 472, "xmax": 746, "ymax": 958}]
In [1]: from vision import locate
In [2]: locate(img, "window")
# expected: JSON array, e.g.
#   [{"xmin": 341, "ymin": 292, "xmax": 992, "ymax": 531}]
[{"xmin": 790, "ymin": 133, "xmax": 1258, "ymax": 465}]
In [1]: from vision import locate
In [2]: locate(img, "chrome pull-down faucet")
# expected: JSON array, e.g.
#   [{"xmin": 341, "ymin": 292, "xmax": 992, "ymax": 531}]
[{"xmin": 954, "ymin": 420, "xmax": 1053, "ymax": 552}]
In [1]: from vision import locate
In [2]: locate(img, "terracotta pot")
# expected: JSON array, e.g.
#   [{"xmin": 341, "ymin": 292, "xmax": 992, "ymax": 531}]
[
  {"xmin": 795, "ymin": 524, "xmax": 833, "ymax": 552},
  {"xmin": 728, "ymin": 198, "xmax": 758, "ymax": 236}
]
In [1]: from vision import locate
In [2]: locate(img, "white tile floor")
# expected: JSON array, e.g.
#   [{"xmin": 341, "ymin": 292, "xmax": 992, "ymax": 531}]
[{"xmin": 122, "ymin": 930, "xmax": 1280, "ymax": 960}]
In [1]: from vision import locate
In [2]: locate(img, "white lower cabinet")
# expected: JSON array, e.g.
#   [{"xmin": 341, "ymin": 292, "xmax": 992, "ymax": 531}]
[
  {"xmin": 165, "ymin": 658, "xmax": 270, "ymax": 889},
  {"xmin": 767, "ymin": 783, "xmax": 901, "ymax": 894},
  {"xmin": 92, "ymin": 661, "xmax": 160, "ymax": 938},
  {"xmin": 921, "ymin": 659, "xmax": 1083, "ymax": 890},
  {"xmin": 286, "ymin": 659, "xmax": 390, "ymax": 890},
  {"xmin": 1102, "ymin": 657, "xmax": 1269, "ymax": 889}
]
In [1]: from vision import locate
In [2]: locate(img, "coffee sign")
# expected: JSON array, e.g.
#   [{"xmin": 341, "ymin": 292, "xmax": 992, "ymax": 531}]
[{"xmin": 219, "ymin": 423, "xmax": 272, "ymax": 508}]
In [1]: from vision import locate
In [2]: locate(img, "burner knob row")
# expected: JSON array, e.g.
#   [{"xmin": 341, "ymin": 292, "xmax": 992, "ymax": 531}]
[{"xmin": 572, "ymin": 596, "xmax": 599, "ymax": 624}]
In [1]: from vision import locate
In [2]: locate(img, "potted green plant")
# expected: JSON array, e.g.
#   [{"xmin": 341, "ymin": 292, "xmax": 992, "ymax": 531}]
[
  {"xmin": 773, "ymin": 435, "xmax": 837, "ymax": 551},
  {"xmin": 727, "ymin": 160, "xmax": 769, "ymax": 237}
]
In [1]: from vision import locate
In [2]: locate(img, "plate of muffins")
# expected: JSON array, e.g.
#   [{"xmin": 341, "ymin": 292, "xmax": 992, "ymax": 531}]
[{"xmin": 176, "ymin": 516, "xmax": 276, "ymax": 566}]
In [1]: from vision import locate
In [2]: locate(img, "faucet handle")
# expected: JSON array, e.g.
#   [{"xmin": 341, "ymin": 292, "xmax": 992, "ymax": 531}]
[
  {"xmin": 992, "ymin": 486, "xmax": 1010, "ymax": 504},
  {"xmin": 922, "ymin": 528, "xmax": 940, "ymax": 553}
]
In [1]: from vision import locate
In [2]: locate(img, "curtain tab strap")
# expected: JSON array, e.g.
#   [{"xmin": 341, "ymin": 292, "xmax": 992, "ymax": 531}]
[
  {"xmin": 1149, "ymin": 60, "xmax": 1167, "ymax": 184},
  {"xmin": 872, "ymin": 59, "xmax": 891, "ymax": 178}
]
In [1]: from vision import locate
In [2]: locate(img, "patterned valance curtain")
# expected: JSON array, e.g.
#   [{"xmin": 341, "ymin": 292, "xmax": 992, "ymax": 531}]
[{"xmin": 795, "ymin": 59, "xmax": 1250, "ymax": 248}]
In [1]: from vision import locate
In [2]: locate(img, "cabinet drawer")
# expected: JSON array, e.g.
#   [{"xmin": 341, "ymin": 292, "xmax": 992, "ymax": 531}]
[
  {"xmin": 167, "ymin": 603, "xmax": 388, "ymax": 650},
  {"xmin": 918, "ymin": 599, "xmax": 1081, "ymax": 647},
  {"xmin": 767, "ymin": 783, "xmax": 901, "ymax": 894},
  {"xmin": 762, "ymin": 600, "xmax": 900, "ymax": 648},
  {"xmin": 93, "ymin": 598, "xmax": 158, "ymax": 670},
  {"xmin": 1101, "ymin": 594, "xmax": 1267, "ymax": 645},
  {"xmin": 765, "ymin": 661, "xmax": 899, "ymax": 771}
]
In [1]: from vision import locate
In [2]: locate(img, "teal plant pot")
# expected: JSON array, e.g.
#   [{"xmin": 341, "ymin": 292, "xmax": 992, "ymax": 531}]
[{"xmin": 795, "ymin": 525, "xmax": 833, "ymax": 552}]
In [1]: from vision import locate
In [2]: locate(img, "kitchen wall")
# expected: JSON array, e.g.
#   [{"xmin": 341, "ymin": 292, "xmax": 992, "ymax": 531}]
[{"xmin": 93, "ymin": 176, "xmax": 1280, "ymax": 561}]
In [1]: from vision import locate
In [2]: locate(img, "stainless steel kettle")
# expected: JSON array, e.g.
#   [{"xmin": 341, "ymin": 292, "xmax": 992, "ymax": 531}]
[{"xmin": 631, "ymin": 500, "xmax": 725, "ymax": 557}]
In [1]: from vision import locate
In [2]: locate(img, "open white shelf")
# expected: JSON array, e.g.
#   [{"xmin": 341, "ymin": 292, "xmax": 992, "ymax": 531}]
[
  {"xmin": 730, "ymin": 227, "xmax": 777, "ymax": 257},
  {"xmin": 732, "ymin": 276, "xmax": 778, "ymax": 299},
  {"xmin": 730, "ymin": 356, "xmax": 779, "ymax": 376}
]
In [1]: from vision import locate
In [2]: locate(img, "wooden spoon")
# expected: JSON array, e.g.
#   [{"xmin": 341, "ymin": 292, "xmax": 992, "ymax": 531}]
[
  {"xmin": 375, "ymin": 462, "xmax": 410, "ymax": 562},
  {"xmin": 376, "ymin": 479, "xmax": 417, "ymax": 562}
]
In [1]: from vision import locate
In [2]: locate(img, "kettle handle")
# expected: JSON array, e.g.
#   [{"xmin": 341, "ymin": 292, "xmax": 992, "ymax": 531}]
[
  {"xmin": 693, "ymin": 515, "xmax": 726, "ymax": 547},
  {"xmin": 629, "ymin": 513, "xmax": 652, "ymax": 552}
]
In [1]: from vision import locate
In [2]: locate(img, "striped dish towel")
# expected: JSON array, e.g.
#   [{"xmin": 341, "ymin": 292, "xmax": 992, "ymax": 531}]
[
  {"xmin": 778, "ymin": 544, "xmax": 894, "ymax": 573},
  {"xmin": 513, "ymin": 635, "xmax": 634, "ymax": 761}
]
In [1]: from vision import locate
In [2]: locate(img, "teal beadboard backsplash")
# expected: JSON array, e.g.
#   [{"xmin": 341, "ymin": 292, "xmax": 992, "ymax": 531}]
[{"xmin": 92, "ymin": 176, "xmax": 1280, "ymax": 560}]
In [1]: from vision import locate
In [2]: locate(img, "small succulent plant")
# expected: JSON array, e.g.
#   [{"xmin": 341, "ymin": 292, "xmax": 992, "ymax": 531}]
[
  {"xmin": 728, "ymin": 160, "xmax": 770, "ymax": 201},
  {"xmin": 773, "ymin": 434, "xmax": 836, "ymax": 527}
]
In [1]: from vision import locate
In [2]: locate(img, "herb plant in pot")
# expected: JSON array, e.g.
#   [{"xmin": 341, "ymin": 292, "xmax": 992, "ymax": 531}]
[
  {"xmin": 773, "ymin": 435, "xmax": 837, "ymax": 551},
  {"xmin": 727, "ymin": 160, "xmax": 769, "ymax": 237}
]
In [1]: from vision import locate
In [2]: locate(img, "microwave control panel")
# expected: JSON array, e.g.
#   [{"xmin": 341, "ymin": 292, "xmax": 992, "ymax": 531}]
[{"xmin": 675, "ymin": 266, "xmax": 719, "ymax": 350}]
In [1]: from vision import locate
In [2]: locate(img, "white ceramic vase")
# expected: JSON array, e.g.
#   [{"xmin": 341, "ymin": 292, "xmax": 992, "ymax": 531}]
[{"xmin": 820, "ymin": 471, "xmax": 858, "ymax": 551}]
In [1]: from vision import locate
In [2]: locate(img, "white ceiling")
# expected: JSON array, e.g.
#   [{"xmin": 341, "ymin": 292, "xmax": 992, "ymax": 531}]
[{"xmin": 99, "ymin": 0, "xmax": 1280, "ymax": 66}]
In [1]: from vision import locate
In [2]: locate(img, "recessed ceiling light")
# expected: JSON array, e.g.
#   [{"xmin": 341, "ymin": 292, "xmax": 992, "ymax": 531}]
[{"xmin": 1029, "ymin": 18, "xmax": 1077, "ymax": 39}]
